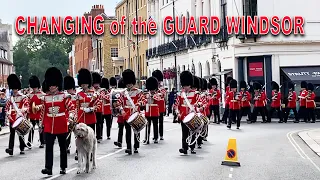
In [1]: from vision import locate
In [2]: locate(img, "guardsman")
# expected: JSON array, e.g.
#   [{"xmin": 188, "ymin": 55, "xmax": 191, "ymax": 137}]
[
  {"xmin": 40, "ymin": 67, "xmax": 76, "ymax": 175},
  {"xmin": 75, "ymin": 69, "xmax": 101, "ymax": 160},
  {"xmin": 284, "ymin": 82, "xmax": 299, "ymax": 123},
  {"xmin": 196, "ymin": 78, "xmax": 209, "ymax": 148},
  {"xmin": 227, "ymin": 80, "xmax": 242, "ymax": 129},
  {"xmin": 92, "ymin": 72, "xmax": 103, "ymax": 142},
  {"xmin": 306, "ymin": 83, "xmax": 316, "ymax": 123},
  {"xmin": 143, "ymin": 77, "xmax": 161, "ymax": 144},
  {"xmin": 116, "ymin": 69, "xmax": 146, "ymax": 155},
  {"xmin": 64, "ymin": 75, "xmax": 76, "ymax": 154},
  {"xmin": 239, "ymin": 81, "xmax": 252, "ymax": 123},
  {"xmin": 209, "ymin": 78, "xmax": 221, "ymax": 124},
  {"xmin": 100, "ymin": 78, "xmax": 112, "ymax": 140},
  {"xmin": 202, "ymin": 79, "xmax": 210, "ymax": 141},
  {"xmin": 27, "ymin": 75, "xmax": 45, "ymax": 148},
  {"xmin": 298, "ymin": 81, "xmax": 308, "ymax": 122},
  {"xmin": 222, "ymin": 77, "xmax": 233, "ymax": 124},
  {"xmin": 114, "ymin": 78, "xmax": 125, "ymax": 148},
  {"xmin": 152, "ymin": 70, "xmax": 166, "ymax": 140},
  {"xmin": 174, "ymin": 71, "xmax": 200, "ymax": 155},
  {"xmin": 268, "ymin": 81, "xmax": 283, "ymax": 123},
  {"xmin": 42, "ymin": 80, "xmax": 49, "ymax": 94},
  {"xmin": 5, "ymin": 74, "xmax": 29, "ymax": 156},
  {"xmin": 251, "ymin": 82, "xmax": 267, "ymax": 123}
]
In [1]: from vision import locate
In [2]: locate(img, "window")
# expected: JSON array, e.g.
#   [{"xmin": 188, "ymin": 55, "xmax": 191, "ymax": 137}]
[
  {"xmin": 4, "ymin": 50, "xmax": 7, "ymax": 59},
  {"xmin": 243, "ymin": 0, "xmax": 257, "ymax": 16},
  {"xmin": 220, "ymin": 0, "xmax": 227, "ymax": 38},
  {"xmin": 111, "ymin": 48, "xmax": 118, "ymax": 57}
]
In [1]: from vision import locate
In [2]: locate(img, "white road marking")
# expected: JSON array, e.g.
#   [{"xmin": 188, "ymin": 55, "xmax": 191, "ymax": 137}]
[
  {"xmin": 287, "ymin": 131, "xmax": 305, "ymax": 159},
  {"xmin": 97, "ymin": 148, "xmax": 125, "ymax": 160},
  {"xmin": 229, "ymin": 174, "xmax": 233, "ymax": 178},
  {"xmin": 287, "ymin": 129, "xmax": 320, "ymax": 172},
  {"xmin": 230, "ymin": 168, "xmax": 233, "ymax": 172}
]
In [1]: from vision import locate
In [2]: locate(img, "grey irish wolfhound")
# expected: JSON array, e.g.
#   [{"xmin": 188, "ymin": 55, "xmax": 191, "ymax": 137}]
[{"xmin": 73, "ymin": 123, "xmax": 97, "ymax": 174}]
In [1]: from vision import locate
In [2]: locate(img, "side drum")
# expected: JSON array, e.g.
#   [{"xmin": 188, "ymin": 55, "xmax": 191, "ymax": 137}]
[
  {"xmin": 197, "ymin": 113, "xmax": 209, "ymax": 127},
  {"xmin": 111, "ymin": 89, "xmax": 124, "ymax": 116},
  {"xmin": 12, "ymin": 116, "xmax": 33, "ymax": 136},
  {"xmin": 183, "ymin": 112, "xmax": 203, "ymax": 133},
  {"xmin": 127, "ymin": 112, "xmax": 147, "ymax": 134}
]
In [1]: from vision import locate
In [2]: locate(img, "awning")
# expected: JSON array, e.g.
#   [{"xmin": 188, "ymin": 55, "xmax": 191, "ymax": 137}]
[{"xmin": 281, "ymin": 67, "xmax": 320, "ymax": 84}]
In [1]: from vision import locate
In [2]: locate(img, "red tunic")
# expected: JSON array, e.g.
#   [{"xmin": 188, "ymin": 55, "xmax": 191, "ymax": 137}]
[
  {"xmin": 196, "ymin": 92, "xmax": 208, "ymax": 115},
  {"xmin": 117, "ymin": 88, "xmax": 146, "ymax": 120},
  {"xmin": 157, "ymin": 87, "xmax": 166, "ymax": 113},
  {"xmin": 65, "ymin": 93, "xmax": 76, "ymax": 120},
  {"xmin": 40, "ymin": 92, "xmax": 75, "ymax": 134},
  {"xmin": 253, "ymin": 92, "xmax": 266, "ymax": 107},
  {"xmin": 271, "ymin": 91, "xmax": 282, "ymax": 108},
  {"xmin": 95, "ymin": 88, "xmax": 103, "ymax": 113},
  {"xmin": 306, "ymin": 92, "xmax": 316, "ymax": 109},
  {"xmin": 204, "ymin": 92, "xmax": 210, "ymax": 116},
  {"xmin": 240, "ymin": 91, "xmax": 251, "ymax": 107},
  {"xmin": 227, "ymin": 91, "xmax": 242, "ymax": 110},
  {"xmin": 101, "ymin": 88, "xmax": 112, "ymax": 115},
  {"xmin": 117, "ymin": 115, "xmax": 125, "ymax": 123},
  {"xmin": 5, "ymin": 94, "xmax": 29, "ymax": 124},
  {"xmin": 299, "ymin": 90, "xmax": 308, "ymax": 107},
  {"xmin": 76, "ymin": 89, "xmax": 102, "ymax": 125},
  {"xmin": 28, "ymin": 91, "xmax": 46, "ymax": 120},
  {"xmin": 287, "ymin": 91, "xmax": 297, "ymax": 108},
  {"xmin": 209, "ymin": 89, "xmax": 221, "ymax": 106},
  {"xmin": 145, "ymin": 92, "xmax": 161, "ymax": 117}
]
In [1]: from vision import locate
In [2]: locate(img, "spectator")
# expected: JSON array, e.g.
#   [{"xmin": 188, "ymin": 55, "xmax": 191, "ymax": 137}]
[
  {"xmin": 167, "ymin": 88, "xmax": 176, "ymax": 117},
  {"xmin": 0, "ymin": 90, "xmax": 7, "ymax": 128}
]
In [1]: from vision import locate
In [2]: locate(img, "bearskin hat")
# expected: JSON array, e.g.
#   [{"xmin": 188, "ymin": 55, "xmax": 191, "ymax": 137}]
[
  {"xmin": 180, "ymin": 71, "xmax": 193, "ymax": 87},
  {"xmin": 7, "ymin": 74, "xmax": 21, "ymax": 90},
  {"xmin": 42, "ymin": 80, "xmax": 48, "ymax": 93},
  {"xmin": 45, "ymin": 67, "xmax": 63, "ymax": 91},
  {"xmin": 29, "ymin": 75, "xmax": 40, "ymax": 88},
  {"xmin": 240, "ymin": 81, "xmax": 247, "ymax": 89},
  {"xmin": 77, "ymin": 68, "xmax": 92, "ymax": 87},
  {"xmin": 253, "ymin": 82, "xmax": 262, "ymax": 90},
  {"xmin": 207, "ymin": 82, "xmax": 212, "ymax": 90},
  {"xmin": 118, "ymin": 78, "xmax": 125, "ymax": 88},
  {"xmin": 210, "ymin": 78, "xmax": 218, "ymax": 86},
  {"xmin": 301, "ymin": 81, "xmax": 307, "ymax": 89},
  {"xmin": 64, "ymin": 75, "xmax": 75, "ymax": 90},
  {"xmin": 307, "ymin": 83, "xmax": 314, "ymax": 91},
  {"xmin": 230, "ymin": 79, "xmax": 237, "ymax": 88},
  {"xmin": 152, "ymin": 70, "xmax": 163, "ymax": 82},
  {"xmin": 109, "ymin": 77, "xmax": 117, "ymax": 87},
  {"xmin": 146, "ymin": 76, "xmax": 158, "ymax": 91},
  {"xmin": 202, "ymin": 78, "xmax": 208, "ymax": 90},
  {"xmin": 92, "ymin": 72, "xmax": 102, "ymax": 85},
  {"xmin": 122, "ymin": 69, "xmax": 136, "ymax": 85},
  {"xmin": 271, "ymin": 81, "xmax": 279, "ymax": 91},
  {"xmin": 193, "ymin": 76, "xmax": 201, "ymax": 90},
  {"xmin": 226, "ymin": 76, "xmax": 233, "ymax": 84},
  {"xmin": 288, "ymin": 82, "xmax": 295, "ymax": 90},
  {"xmin": 101, "ymin": 78, "xmax": 109, "ymax": 89}
]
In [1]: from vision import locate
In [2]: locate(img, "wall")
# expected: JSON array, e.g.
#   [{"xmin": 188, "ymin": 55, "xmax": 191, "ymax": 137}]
[{"xmin": 103, "ymin": 19, "xmax": 118, "ymax": 78}]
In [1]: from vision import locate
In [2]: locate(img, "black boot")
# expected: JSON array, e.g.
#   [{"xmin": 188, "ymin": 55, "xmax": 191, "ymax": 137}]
[
  {"xmin": 190, "ymin": 149, "xmax": 196, "ymax": 154},
  {"xmin": 60, "ymin": 168, "xmax": 66, "ymax": 174},
  {"xmin": 134, "ymin": 148, "xmax": 139, "ymax": 153},
  {"xmin": 125, "ymin": 149, "xmax": 132, "ymax": 155},
  {"xmin": 179, "ymin": 148, "xmax": 187, "ymax": 154},
  {"xmin": 41, "ymin": 168, "xmax": 52, "ymax": 175},
  {"xmin": 5, "ymin": 148, "xmax": 13, "ymax": 155}
]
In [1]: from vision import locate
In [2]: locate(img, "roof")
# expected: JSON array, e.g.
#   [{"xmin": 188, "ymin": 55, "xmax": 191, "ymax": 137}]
[
  {"xmin": 116, "ymin": 0, "xmax": 127, "ymax": 9},
  {"xmin": 100, "ymin": 13, "xmax": 117, "ymax": 20}
]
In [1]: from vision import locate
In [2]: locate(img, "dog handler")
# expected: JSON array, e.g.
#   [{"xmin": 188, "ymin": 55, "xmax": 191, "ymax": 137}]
[{"xmin": 40, "ymin": 67, "xmax": 76, "ymax": 175}]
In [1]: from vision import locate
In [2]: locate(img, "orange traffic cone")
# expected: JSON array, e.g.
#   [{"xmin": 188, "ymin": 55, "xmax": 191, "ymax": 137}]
[{"xmin": 221, "ymin": 138, "xmax": 240, "ymax": 166}]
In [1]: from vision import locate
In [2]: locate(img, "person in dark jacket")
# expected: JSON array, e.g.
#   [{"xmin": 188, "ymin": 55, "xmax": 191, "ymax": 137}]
[{"xmin": 167, "ymin": 88, "xmax": 176, "ymax": 116}]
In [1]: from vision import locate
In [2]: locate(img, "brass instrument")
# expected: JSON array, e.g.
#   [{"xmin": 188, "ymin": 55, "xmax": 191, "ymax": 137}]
[
  {"xmin": 241, "ymin": 91, "xmax": 247, "ymax": 101},
  {"xmin": 288, "ymin": 91, "xmax": 293, "ymax": 100},
  {"xmin": 272, "ymin": 92, "xmax": 278, "ymax": 101},
  {"xmin": 212, "ymin": 90, "xmax": 217, "ymax": 99},
  {"xmin": 254, "ymin": 92, "xmax": 261, "ymax": 100}
]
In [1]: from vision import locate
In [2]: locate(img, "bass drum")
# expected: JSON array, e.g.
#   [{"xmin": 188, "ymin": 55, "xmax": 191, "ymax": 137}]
[{"xmin": 110, "ymin": 88, "xmax": 125, "ymax": 116}]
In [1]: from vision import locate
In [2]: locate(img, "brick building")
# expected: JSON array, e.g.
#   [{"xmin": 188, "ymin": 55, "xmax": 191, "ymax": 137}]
[{"xmin": 0, "ymin": 20, "xmax": 13, "ymax": 87}]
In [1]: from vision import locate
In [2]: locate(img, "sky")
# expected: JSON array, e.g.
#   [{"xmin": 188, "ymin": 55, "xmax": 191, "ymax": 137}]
[{"xmin": 0, "ymin": 0, "xmax": 119, "ymax": 45}]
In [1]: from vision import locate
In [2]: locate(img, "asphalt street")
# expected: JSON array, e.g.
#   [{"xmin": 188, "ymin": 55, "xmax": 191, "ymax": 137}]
[{"xmin": 0, "ymin": 117, "xmax": 320, "ymax": 180}]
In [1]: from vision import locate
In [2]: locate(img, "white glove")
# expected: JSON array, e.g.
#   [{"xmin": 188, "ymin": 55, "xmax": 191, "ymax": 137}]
[{"xmin": 83, "ymin": 108, "xmax": 92, "ymax": 113}]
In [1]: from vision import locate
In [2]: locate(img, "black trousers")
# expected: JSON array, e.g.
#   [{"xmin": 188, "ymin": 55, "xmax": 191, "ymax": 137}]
[
  {"xmin": 284, "ymin": 107, "xmax": 298, "ymax": 121},
  {"xmin": 103, "ymin": 114, "xmax": 113, "ymax": 138},
  {"xmin": 159, "ymin": 113, "xmax": 164, "ymax": 137},
  {"xmin": 44, "ymin": 133, "xmax": 67, "ymax": 170},
  {"xmin": 66, "ymin": 129, "xmax": 72, "ymax": 149},
  {"xmin": 298, "ymin": 106, "xmax": 308, "ymax": 122},
  {"xmin": 117, "ymin": 122, "xmax": 125, "ymax": 144},
  {"xmin": 28, "ymin": 119, "xmax": 44, "ymax": 145},
  {"xmin": 229, "ymin": 109, "xmax": 241, "ymax": 128},
  {"xmin": 210, "ymin": 105, "xmax": 220, "ymax": 122},
  {"xmin": 268, "ymin": 107, "xmax": 283, "ymax": 122},
  {"xmin": 167, "ymin": 104, "xmax": 173, "ymax": 115},
  {"xmin": 95, "ymin": 112, "xmax": 103, "ymax": 140},
  {"xmin": 240, "ymin": 106, "xmax": 252, "ymax": 121},
  {"xmin": 181, "ymin": 123, "xmax": 195, "ymax": 150},
  {"xmin": 252, "ymin": 107, "xmax": 267, "ymax": 122},
  {"xmin": 306, "ymin": 108, "xmax": 316, "ymax": 122},
  {"xmin": 8, "ymin": 124, "xmax": 25, "ymax": 151},
  {"xmin": 222, "ymin": 105, "xmax": 230, "ymax": 123},
  {"xmin": 144, "ymin": 116, "xmax": 159, "ymax": 141},
  {"xmin": 125, "ymin": 121, "xmax": 140, "ymax": 150}
]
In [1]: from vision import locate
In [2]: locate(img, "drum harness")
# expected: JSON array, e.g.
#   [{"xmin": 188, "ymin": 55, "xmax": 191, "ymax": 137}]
[
  {"xmin": 10, "ymin": 96, "xmax": 32, "ymax": 149},
  {"xmin": 181, "ymin": 92, "xmax": 203, "ymax": 146}
]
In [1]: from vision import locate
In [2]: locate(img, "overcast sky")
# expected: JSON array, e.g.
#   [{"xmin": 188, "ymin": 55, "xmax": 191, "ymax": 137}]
[{"xmin": 0, "ymin": 0, "xmax": 118, "ymax": 45}]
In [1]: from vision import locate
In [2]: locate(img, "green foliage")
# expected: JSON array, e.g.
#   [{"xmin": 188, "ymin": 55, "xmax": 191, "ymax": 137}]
[{"xmin": 13, "ymin": 34, "xmax": 75, "ymax": 88}]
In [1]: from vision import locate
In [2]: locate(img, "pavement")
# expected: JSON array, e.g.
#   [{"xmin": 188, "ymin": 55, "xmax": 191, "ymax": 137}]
[
  {"xmin": 0, "ymin": 116, "xmax": 320, "ymax": 180},
  {"xmin": 299, "ymin": 129, "xmax": 320, "ymax": 157},
  {"xmin": 0, "ymin": 126, "xmax": 10, "ymax": 136}
]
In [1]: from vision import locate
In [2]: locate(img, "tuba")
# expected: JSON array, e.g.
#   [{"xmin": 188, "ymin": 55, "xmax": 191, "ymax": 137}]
[{"xmin": 32, "ymin": 102, "xmax": 37, "ymax": 114}]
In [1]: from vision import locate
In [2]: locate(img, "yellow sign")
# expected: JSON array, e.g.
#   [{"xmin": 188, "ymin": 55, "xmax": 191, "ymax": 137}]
[{"xmin": 221, "ymin": 138, "xmax": 240, "ymax": 166}]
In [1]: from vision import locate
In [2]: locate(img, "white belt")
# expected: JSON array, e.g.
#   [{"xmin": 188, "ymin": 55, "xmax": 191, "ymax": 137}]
[
  {"xmin": 104, "ymin": 103, "xmax": 110, "ymax": 106},
  {"xmin": 47, "ymin": 112, "xmax": 65, "ymax": 117}
]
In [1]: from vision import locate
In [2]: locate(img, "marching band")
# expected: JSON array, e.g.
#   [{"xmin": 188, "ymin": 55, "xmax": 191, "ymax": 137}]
[{"xmin": 2, "ymin": 67, "xmax": 318, "ymax": 176}]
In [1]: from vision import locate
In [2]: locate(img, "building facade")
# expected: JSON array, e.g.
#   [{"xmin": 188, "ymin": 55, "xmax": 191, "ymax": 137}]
[
  {"xmin": 116, "ymin": 0, "xmax": 148, "ymax": 80},
  {"xmin": 147, "ymin": 0, "xmax": 320, "ymax": 105},
  {"xmin": 0, "ymin": 19, "xmax": 13, "ymax": 87},
  {"xmin": 68, "ymin": 45, "xmax": 75, "ymax": 77}
]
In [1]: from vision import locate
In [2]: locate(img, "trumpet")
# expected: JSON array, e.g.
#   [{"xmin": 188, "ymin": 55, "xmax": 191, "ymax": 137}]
[
  {"xmin": 288, "ymin": 91, "xmax": 293, "ymax": 100},
  {"xmin": 31, "ymin": 102, "xmax": 42, "ymax": 114},
  {"xmin": 241, "ymin": 91, "xmax": 247, "ymax": 101},
  {"xmin": 212, "ymin": 90, "xmax": 217, "ymax": 99},
  {"xmin": 234, "ymin": 92, "xmax": 240, "ymax": 100}
]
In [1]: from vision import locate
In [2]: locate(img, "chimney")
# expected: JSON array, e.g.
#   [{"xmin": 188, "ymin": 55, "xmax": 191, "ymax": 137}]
[{"xmin": 91, "ymin": 4, "xmax": 105, "ymax": 18}]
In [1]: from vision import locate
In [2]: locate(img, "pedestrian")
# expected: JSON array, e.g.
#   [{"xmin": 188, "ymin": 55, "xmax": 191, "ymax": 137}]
[
  {"xmin": 167, "ymin": 88, "xmax": 176, "ymax": 116},
  {"xmin": 227, "ymin": 80, "xmax": 242, "ymax": 129},
  {"xmin": 0, "ymin": 90, "xmax": 7, "ymax": 127}
]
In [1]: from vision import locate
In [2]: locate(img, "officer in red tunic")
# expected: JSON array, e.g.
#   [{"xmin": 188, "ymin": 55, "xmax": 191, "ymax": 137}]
[
  {"xmin": 239, "ymin": 81, "xmax": 252, "ymax": 123},
  {"xmin": 64, "ymin": 75, "xmax": 76, "ymax": 154},
  {"xmin": 268, "ymin": 81, "xmax": 283, "ymax": 123},
  {"xmin": 100, "ymin": 78, "xmax": 112, "ymax": 140},
  {"xmin": 209, "ymin": 78, "xmax": 221, "ymax": 124},
  {"xmin": 227, "ymin": 80, "xmax": 242, "ymax": 129},
  {"xmin": 5, "ymin": 74, "xmax": 29, "ymax": 156},
  {"xmin": 92, "ymin": 72, "xmax": 103, "ymax": 142},
  {"xmin": 306, "ymin": 83, "xmax": 316, "ymax": 123},
  {"xmin": 196, "ymin": 78, "xmax": 208, "ymax": 148},
  {"xmin": 251, "ymin": 82, "xmax": 267, "ymax": 123},
  {"xmin": 117, "ymin": 69, "xmax": 146, "ymax": 154},
  {"xmin": 174, "ymin": 71, "xmax": 201, "ymax": 155},
  {"xmin": 298, "ymin": 81, "xmax": 308, "ymax": 122},
  {"xmin": 114, "ymin": 78, "xmax": 125, "ymax": 148},
  {"xmin": 152, "ymin": 70, "xmax": 166, "ymax": 140},
  {"xmin": 27, "ymin": 75, "xmax": 45, "ymax": 148},
  {"xmin": 222, "ymin": 76, "xmax": 233, "ymax": 124},
  {"xmin": 143, "ymin": 76, "xmax": 161, "ymax": 144},
  {"xmin": 284, "ymin": 82, "xmax": 299, "ymax": 123},
  {"xmin": 108, "ymin": 77, "xmax": 117, "ymax": 130},
  {"xmin": 40, "ymin": 67, "xmax": 76, "ymax": 175}
]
